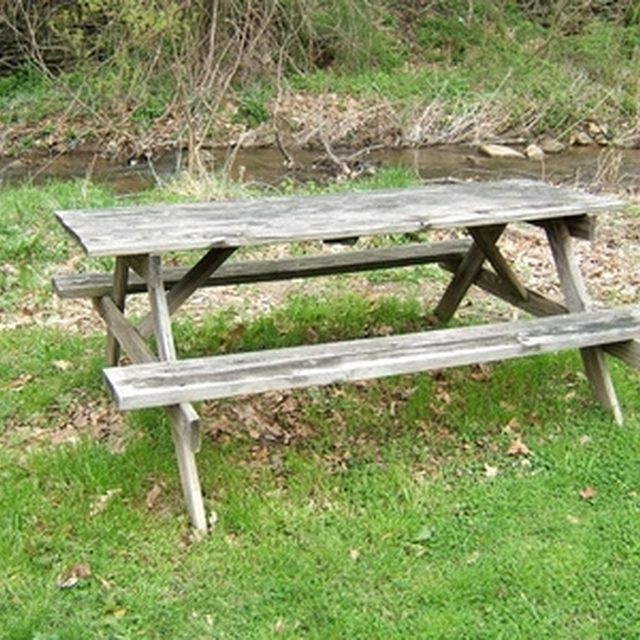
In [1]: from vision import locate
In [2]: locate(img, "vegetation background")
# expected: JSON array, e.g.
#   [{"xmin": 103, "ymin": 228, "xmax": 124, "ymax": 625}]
[{"xmin": 0, "ymin": 0, "xmax": 639, "ymax": 168}]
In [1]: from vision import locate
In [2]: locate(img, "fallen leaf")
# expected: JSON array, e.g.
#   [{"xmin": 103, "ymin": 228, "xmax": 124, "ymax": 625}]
[
  {"xmin": 470, "ymin": 363, "xmax": 492, "ymax": 382},
  {"xmin": 57, "ymin": 563, "xmax": 91, "ymax": 589},
  {"xmin": 503, "ymin": 417, "xmax": 520, "ymax": 434},
  {"xmin": 53, "ymin": 360, "xmax": 72, "ymax": 372},
  {"xmin": 274, "ymin": 619, "xmax": 286, "ymax": 634},
  {"xmin": 113, "ymin": 608, "xmax": 127, "ymax": 618},
  {"xmin": 507, "ymin": 437, "xmax": 531, "ymax": 457},
  {"xmin": 567, "ymin": 515, "xmax": 580, "ymax": 525},
  {"xmin": 580, "ymin": 486, "xmax": 597, "ymax": 501},
  {"xmin": 484, "ymin": 464, "xmax": 499, "ymax": 479},
  {"xmin": 146, "ymin": 482, "xmax": 164, "ymax": 510},
  {"xmin": 579, "ymin": 435, "xmax": 592, "ymax": 445},
  {"xmin": 349, "ymin": 549, "xmax": 360, "ymax": 561}
]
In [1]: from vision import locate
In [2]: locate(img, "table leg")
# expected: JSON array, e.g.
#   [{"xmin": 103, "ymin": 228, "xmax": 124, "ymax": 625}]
[
  {"xmin": 127, "ymin": 253, "xmax": 208, "ymax": 532},
  {"xmin": 544, "ymin": 219, "xmax": 623, "ymax": 424},
  {"xmin": 137, "ymin": 247, "xmax": 235, "ymax": 340},
  {"xmin": 434, "ymin": 225, "xmax": 504, "ymax": 322},
  {"xmin": 106, "ymin": 257, "xmax": 129, "ymax": 365}
]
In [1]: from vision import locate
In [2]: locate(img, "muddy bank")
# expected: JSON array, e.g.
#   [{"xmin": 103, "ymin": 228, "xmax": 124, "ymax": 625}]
[{"xmin": 2, "ymin": 144, "xmax": 640, "ymax": 195}]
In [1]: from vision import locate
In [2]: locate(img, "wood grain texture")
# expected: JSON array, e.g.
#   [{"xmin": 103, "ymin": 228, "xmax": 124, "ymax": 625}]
[
  {"xmin": 137, "ymin": 246, "xmax": 235, "ymax": 339},
  {"xmin": 468, "ymin": 227, "xmax": 528, "ymax": 301},
  {"xmin": 105, "ymin": 257, "xmax": 129, "ymax": 366},
  {"xmin": 104, "ymin": 307, "xmax": 640, "ymax": 411},
  {"xmin": 544, "ymin": 219, "xmax": 623, "ymax": 424},
  {"xmin": 94, "ymin": 296, "xmax": 201, "ymax": 447},
  {"xmin": 56, "ymin": 180, "xmax": 625, "ymax": 257},
  {"xmin": 441, "ymin": 263, "xmax": 640, "ymax": 370},
  {"xmin": 434, "ymin": 226, "xmax": 503, "ymax": 321},
  {"xmin": 53, "ymin": 240, "xmax": 473, "ymax": 299}
]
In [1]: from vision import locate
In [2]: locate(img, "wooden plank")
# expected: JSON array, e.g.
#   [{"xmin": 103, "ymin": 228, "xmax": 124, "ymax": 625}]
[
  {"xmin": 103, "ymin": 307, "xmax": 640, "ymax": 411},
  {"xmin": 441, "ymin": 263, "xmax": 640, "ymax": 370},
  {"xmin": 143, "ymin": 254, "xmax": 207, "ymax": 531},
  {"xmin": 137, "ymin": 247, "xmax": 235, "ymax": 339},
  {"xmin": 55, "ymin": 179, "xmax": 626, "ymax": 257},
  {"xmin": 105, "ymin": 257, "xmax": 129, "ymax": 366},
  {"xmin": 468, "ymin": 226, "xmax": 528, "ymax": 301},
  {"xmin": 93, "ymin": 296, "xmax": 201, "ymax": 443},
  {"xmin": 171, "ymin": 422, "xmax": 207, "ymax": 533},
  {"xmin": 434, "ymin": 226, "xmax": 503, "ymax": 322},
  {"xmin": 144, "ymin": 255, "xmax": 177, "ymax": 361},
  {"xmin": 533, "ymin": 214, "xmax": 595, "ymax": 241},
  {"xmin": 544, "ymin": 219, "xmax": 623, "ymax": 424},
  {"xmin": 53, "ymin": 239, "xmax": 473, "ymax": 299}
]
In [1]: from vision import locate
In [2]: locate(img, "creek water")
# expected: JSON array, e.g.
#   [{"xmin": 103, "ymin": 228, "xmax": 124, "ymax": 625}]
[{"xmin": 1, "ymin": 145, "xmax": 639, "ymax": 194}]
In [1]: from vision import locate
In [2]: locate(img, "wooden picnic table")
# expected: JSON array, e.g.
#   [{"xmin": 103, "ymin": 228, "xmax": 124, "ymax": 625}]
[{"xmin": 54, "ymin": 178, "xmax": 639, "ymax": 533}]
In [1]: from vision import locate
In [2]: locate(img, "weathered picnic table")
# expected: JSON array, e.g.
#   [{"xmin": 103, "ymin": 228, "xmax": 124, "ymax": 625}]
[{"xmin": 54, "ymin": 178, "xmax": 640, "ymax": 532}]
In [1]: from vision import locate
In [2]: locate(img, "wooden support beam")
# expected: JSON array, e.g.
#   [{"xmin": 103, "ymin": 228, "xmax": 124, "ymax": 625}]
[
  {"xmin": 144, "ymin": 254, "xmax": 207, "ymax": 532},
  {"xmin": 434, "ymin": 225, "xmax": 504, "ymax": 322},
  {"xmin": 468, "ymin": 227, "xmax": 528, "ymax": 301},
  {"xmin": 93, "ymin": 296, "xmax": 200, "ymax": 439},
  {"xmin": 137, "ymin": 247, "xmax": 235, "ymax": 339},
  {"xmin": 53, "ymin": 240, "xmax": 474, "ymax": 300},
  {"xmin": 440, "ymin": 262, "xmax": 640, "ymax": 371},
  {"xmin": 106, "ymin": 257, "xmax": 129, "ymax": 366},
  {"xmin": 95, "ymin": 293, "xmax": 207, "ymax": 533},
  {"xmin": 544, "ymin": 219, "xmax": 623, "ymax": 424}
]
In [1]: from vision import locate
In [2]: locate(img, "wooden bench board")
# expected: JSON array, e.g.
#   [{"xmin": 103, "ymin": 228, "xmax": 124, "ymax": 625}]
[
  {"xmin": 104, "ymin": 307, "xmax": 640, "ymax": 411},
  {"xmin": 53, "ymin": 239, "xmax": 471, "ymax": 299},
  {"xmin": 56, "ymin": 179, "xmax": 625, "ymax": 257}
]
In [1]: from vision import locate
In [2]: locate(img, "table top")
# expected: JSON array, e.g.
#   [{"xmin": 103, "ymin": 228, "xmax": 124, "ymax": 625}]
[{"xmin": 56, "ymin": 179, "xmax": 625, "ymax": 257}]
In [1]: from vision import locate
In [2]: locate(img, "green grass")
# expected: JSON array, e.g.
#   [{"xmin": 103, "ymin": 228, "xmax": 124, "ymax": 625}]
[
  {"xmin": 1, "ymin": 175, "xmax": 640, "ymax": 638},
  {"xmin": 1, "ymin": 293, "xmax": 640, "ymax": 639}
]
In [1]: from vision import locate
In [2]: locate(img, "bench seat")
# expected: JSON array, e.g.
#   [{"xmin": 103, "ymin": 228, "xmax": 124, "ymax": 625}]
[
  {"xmin": 104, "ymin": 307, "xmax": 640, "ymax": 411},
  {"xmin": 53, "ymin": 240, "xmax": 471, "ymax": 300}
]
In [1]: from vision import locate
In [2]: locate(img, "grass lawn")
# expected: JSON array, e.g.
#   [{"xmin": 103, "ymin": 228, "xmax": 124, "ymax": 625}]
[{"xmin": 1, "ymin": 177, "xmax": 640, "ymax": 639}]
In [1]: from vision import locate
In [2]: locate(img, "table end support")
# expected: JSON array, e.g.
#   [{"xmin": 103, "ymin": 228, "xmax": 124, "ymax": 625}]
[
  {"xmin": 171, "ymin": 421, "xmax": 208, "ymax": 532},
  {"xmin": 544, "ymin": 218, "xmax": 624, "ymax": 425}
]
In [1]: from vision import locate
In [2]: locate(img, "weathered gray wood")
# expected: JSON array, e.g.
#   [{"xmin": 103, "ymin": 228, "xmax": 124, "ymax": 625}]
[
  {"xmin": 468, "ymin": 226, "xmax": 528, "ymax": 301},
  {"xmin": 605, "ymin": 340, "xmax": 640, "ymax": 369},
  {"xmin": 171, "ymin": 421, "xmax": 207, "ymax": 533},
  {"xmin": 142, "ymin": 255, "xmax": 177, "ymax": 361},
  {"xmin": 55, "ymin": 180, "xmax": 625, "ymax": 257},
  {"xmin": 435, "ymin": 225, "xmax": 504, "ymax": 322},
  {"xmin": 123, "ymin": 255, "xmax": 152, "ymax": 282},
  {"xmin": 105, "ymin": 257, "xmax": 129, "ymax": 366},
  {"xmin": 533, "ymin": 214, "xmax": 595, "ymax": 241},
  {"xmin": 53, "ymin": 240, "xmax": 473, "ymax": 300},
  {"xmin": 103, "ymin": 307, "xmax": 640, "ymax": 411},
  {"xmin": 137, "ymin": 247, "xmax": 235, "ymax": 339},
  {"xmin": 108, "ymin": 254, "xmax": 208, "ymax": 530},
  {"xmin": 93, "ymin": 296, "xmax": 201, "ymax": 445},
  {"xmin": 544, "ymin": 219, "xmax": 623, "ymax": 424},
  {"xmin": 441, "ymin": 263, "xmax": 640, "ymax": 370},
  {"xmin": 145, "ymin": 254, "xmax": 207, "ymax": 531}
]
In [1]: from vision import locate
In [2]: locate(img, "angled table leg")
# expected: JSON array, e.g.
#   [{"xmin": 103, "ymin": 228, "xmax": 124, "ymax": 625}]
[
  {"xmin": 434, "ymin": 225, "xmax": 505, "ymax": 322},
  {"xmin": 106, "ymin": 257, "xmax": 129, "ymax": 366},
  {"xmin": 137, "ymin": 247, "xmax": 235, "ymax": 340},
  {"xmin": 544, "ymin": 219, "xmax": 623, "ymax": 425},
  {"xmin": 126, "ymin": 253, "xmax": 208, "ymax": 532}
]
